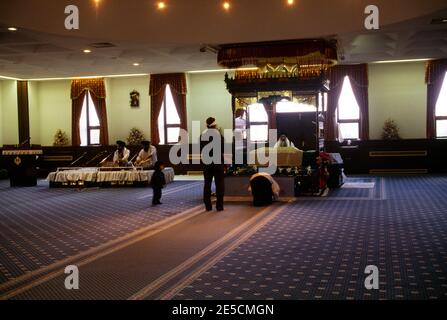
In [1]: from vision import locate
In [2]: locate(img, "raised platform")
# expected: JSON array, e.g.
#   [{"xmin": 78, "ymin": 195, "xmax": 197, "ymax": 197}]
[{"xmin": 47, "ymin": 167, "xmax": 175, "ymax": 188}]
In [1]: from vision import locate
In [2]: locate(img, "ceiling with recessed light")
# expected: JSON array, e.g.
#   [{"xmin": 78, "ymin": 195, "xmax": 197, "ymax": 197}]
[{"xmin": 0, "ymin": 0, "xmax": 446, "ymax": 79}]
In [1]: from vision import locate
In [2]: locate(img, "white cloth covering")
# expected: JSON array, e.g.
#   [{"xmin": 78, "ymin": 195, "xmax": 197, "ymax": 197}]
[
  {"xmin": 47, "ymin": 167, "xmax": 175, "ymax": 184},
  {"xmin": 136, "ymin": 146, "xmax": 158, "ymax": 168},
  {"xmin": 113, "ymin": 147, "xmax": 130, "ymax": 164},
  {"xmin": 274, "ymin": 137, "xmax": 296, "ymax": 148}
]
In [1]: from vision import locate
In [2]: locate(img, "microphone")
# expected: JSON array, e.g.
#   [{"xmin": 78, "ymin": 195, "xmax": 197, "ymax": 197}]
[{"xmin": 70, "ymin": 152, "xmax": 88, "ymax": 167}]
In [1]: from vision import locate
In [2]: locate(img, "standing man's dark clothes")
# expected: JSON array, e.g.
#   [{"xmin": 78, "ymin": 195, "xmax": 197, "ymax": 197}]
[
  {"xmin": 201, "ymin": 117, "xmax": 225, "ymax": 212},
  {"xmin": 150, "ymin": 161, "xmax": 166, "ymax": 206}
]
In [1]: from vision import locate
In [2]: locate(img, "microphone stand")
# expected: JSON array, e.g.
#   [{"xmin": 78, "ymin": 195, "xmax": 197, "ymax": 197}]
[
  {"xmin": 99, "ymin": 152, "xmax": 114, "ymax": 166},
  {"xmin": 69, "ymin": 152, "xmax": 88, "ymax": 167},
  {"xmin": 85, "ymin": 150, "xmax": 107, "ymax": 166}
]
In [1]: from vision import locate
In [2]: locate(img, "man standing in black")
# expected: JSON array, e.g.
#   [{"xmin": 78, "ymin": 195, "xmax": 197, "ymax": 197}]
[{"xmin": 201, "ymin": 117, "xmax": 225, "ymax": 212}]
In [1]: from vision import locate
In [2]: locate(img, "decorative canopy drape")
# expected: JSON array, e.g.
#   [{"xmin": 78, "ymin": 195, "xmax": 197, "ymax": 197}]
[
  {"xmin": 149, "ymin": 73, "xmax": 187, "ymax": 145},
  {"xmin": 71, "ymin": 78, "xmax": 108, "ymax": 146},
  {"xmin": 217, "ymin": 39, "xmax": 338, "ymax": 69},
  {"xmin": 325, "ymin": 64, "xmax": 369, "ymax": 141},
  {"xmin": 425, "ymin": 59, "xmax": 447, "ymax": 139}
]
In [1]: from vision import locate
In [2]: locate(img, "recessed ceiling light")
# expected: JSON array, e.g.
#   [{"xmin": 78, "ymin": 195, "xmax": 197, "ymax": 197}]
[
  {"xmin": 133, "ymin": 63, "xmax": 140, "ymax": 66},
  {"xmin": 157, "ymin": 2, "xmax": 166, "ymax": 10},
  {"xmin": 222, "ymin": 2, "xmax": 231, "ymax": 11},
  {"xmin": 83, "ymin": 49, "xmax": 92, "ymax": 53},
  {"xmin": 7, "ymin": 27, "xmax": 17, "ymax": 31},
  {"xmin": 286, "ymin": 0, "xmax": 295, "ymax": 5}
]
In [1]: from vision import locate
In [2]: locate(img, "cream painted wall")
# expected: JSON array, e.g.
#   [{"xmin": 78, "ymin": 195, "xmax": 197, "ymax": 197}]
[
  {"xmin": 28, "ymin": 81, "xmax": 40, "ymax": 145},
  {"xmin": 187, "ymin": 72, "xmax": 233, "ymax": 142},
  {"xmin": 37, "ymin": 80, "xmax": 72, "ymax": 146},
  {"xmin": 17, "ymin": 63, "xmax": 430, "ymax": 147},
  {"xmin": 106, "ymin": 76, "xmax": 151, "ymax": 144},
  {"xmin": 1, "ymin": 80, "xmax": 19, "ymax": 145},
  {"xmin": 368, "ymin": 62, "xmax": 427, "ymax": 139}
]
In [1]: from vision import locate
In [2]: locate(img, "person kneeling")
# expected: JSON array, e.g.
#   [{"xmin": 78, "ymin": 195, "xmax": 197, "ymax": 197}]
[
  {"xmin": 150, "ymin": 161, "xmax": 166, "ymax": 206},
  {"xmin": 248, "ymin": 172, "xmax": 280, "ymax": 207}
]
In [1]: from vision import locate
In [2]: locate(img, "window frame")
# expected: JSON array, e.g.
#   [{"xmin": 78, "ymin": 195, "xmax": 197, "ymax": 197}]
[
  {"xmin": 337, "ymin": 76, "xmax": 360, "ymax": 141},
  {"xmin": 435, "ymin": 71, "xmax": 447, "ymax": 139},
  {"xmin": 435, "ymin": 117, "xmax": 447, "ymax": 138},
  {"xmin": 81, "ymin": 91, "xmax": 101, "ymax": 146},
  {"xmin": 247, "ymin": 103, "xmax": 269, "ymax": 143},
  {"xmin": 159, "ymin": 86, "xmax": 181, "ymax": 145}
]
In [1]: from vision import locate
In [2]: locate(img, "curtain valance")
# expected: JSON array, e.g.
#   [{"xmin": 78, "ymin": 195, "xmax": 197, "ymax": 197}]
[
  {"xmin": 149, "ymin": 73, "xmax": 187, "ymax": 96},
  {"xmin": 71, "ymin": 78, "xmax": 106, "ymax": 99}
]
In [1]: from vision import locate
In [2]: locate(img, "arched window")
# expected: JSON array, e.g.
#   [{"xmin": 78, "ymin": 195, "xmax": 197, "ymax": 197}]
[
  {"xmin": 337, "ymin": 76, "xmax": 360, "ymax": 140},
  {"xmin": 158, "ymin": 85, "xmax": 181, "ymax": 144},
  {"xmin": 79, "ymin": 91, "xmax": 100, "ymax": 146},
  {"xmin": 247, "ymin": 103, "xmax": 268, "ymax": 142},
  {"xmin": 435, "ymin": 71, "xmax": 447, "ymax": 138}
]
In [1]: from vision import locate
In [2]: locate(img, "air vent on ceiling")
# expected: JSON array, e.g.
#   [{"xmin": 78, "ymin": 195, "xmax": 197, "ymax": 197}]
[
  {"xmin": 89, "ymin": 42, "xmax": 116, "ymax": 48},
  {"xmin": 430, "ymin": 18, "xmax": 447, "ymax": 25}
]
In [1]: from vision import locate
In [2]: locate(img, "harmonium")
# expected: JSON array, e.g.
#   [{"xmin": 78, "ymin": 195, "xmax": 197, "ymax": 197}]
[{"xmin": 1, "ymin": 146, "xmax": 43, "ymax": 187}]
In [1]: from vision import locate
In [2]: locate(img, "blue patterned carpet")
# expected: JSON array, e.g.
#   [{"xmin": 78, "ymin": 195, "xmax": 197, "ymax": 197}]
[
  {"xmin": 1, "ymin": 176, "xmax": 446, "ymax": 300},
  {"xmin": 0, "ymin": 180, "xmax": 203, "ymax": 285},
  {"xmin": 174, "ymin": 176, "xmax": 447, "ymax": 300}
]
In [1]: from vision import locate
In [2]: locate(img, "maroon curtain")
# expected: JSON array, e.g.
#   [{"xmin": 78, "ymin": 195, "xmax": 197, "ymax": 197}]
[
  {"xmin": 426, "ymin": 59, "xmax": 447, "ymax": 139},
  {"xmin": 71, "ymin": 78, "xmax": 108, "ymax": 146},
  {"xmin": 71, "ymin": 90, "xmax": 87, "ymax": 146},
  {"xmin": 150, "ymin": 73, "xmax": 188, "ymax": 145},
  {"xmin": 262, "ymin": 102, "xmax": 277, "ymax": 130},
  {"xmin": 325, "ymin": 64, "xmax": 369, "ymax": 141},
  {"xmin": 90, "ymin": 93, "xmax": 109, "ymax": 145},
  {"xmin": 325, "ymin": 83, "xmax": 343, "ymax": 141},
  {"xmin": 150, "ymin": 85, "xmax": 166, "ymax": 145}
]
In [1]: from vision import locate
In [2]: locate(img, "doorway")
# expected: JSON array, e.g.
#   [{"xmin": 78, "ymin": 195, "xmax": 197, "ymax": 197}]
[{"xmin": 276, "ymin": 112, "xmax": 316, "ymax": 150}]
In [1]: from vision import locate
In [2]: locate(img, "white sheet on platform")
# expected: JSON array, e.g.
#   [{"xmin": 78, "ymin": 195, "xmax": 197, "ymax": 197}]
[{"xmin": 47, "ymin": 167, "xmax": 175, "ymax": 184}]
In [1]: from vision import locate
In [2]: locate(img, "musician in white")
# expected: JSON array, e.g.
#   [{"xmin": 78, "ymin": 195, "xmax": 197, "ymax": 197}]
[
  {"xmin": 274, "ymin": 133, "xmax": 296, "ymax": 148},
  {"xmin": 113, "ymin": 140, "xmax": 130, "ymax": 167},
  {"xmin": 135, "ymin": 140, "xmax": 158, "ymax": 169}
]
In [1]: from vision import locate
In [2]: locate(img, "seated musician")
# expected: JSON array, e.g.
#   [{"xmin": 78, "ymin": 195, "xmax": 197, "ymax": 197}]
[
  {"xmin": 274, "ymin": 133, "xmax": 296, "ymax": 148},
  {"xmin": 113, "ymin": 140, "xmax": 130, "ymax": 167},
  {"xmin": 135, "ymin": 140, "xmax": 158, "ymax": 169}
]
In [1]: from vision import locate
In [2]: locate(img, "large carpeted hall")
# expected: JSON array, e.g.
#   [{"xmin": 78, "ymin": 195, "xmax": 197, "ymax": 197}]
[{"xmin": 0, "ymin": 0, "xmax": 447, "ymax": 309}]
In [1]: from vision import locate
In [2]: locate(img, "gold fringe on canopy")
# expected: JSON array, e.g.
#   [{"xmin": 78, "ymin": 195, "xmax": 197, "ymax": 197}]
[{"xmin": 217, "ymin": 39, "xmax": 338, "ymax": 70}]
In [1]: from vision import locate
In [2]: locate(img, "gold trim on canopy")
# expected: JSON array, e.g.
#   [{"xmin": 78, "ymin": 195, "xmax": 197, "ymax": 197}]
[{"xmin": 218, "ymin": 39, "xmax": 338, "ymax": 70}]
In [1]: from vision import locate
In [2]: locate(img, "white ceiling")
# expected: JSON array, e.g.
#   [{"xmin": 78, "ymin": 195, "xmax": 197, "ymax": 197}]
[{"xmin": 0, "ymin": 0, "xmax": 446, "ymax": 79}]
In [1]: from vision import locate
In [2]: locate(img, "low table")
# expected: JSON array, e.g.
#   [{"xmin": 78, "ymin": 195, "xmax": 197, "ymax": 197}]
[{"xmin": 47, "ymin": 167, "xmax": 175, "ymax": 188}]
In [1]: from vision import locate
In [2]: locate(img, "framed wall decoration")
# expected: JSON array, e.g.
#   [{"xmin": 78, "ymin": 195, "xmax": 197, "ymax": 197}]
[{"xmin": 130, "ymin": 90, "xmax": 140, "ymax": 107}]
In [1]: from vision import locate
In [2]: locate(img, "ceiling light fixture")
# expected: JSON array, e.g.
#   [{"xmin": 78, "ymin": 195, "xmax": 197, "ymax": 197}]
[
  {"xmin": 7, "ymin": 27, "xmax": 17, "ymax": 31},
  {"xmin": 133, "ymin": 63, "xmax": 140, "ymax": 66},
  {"xmin": 83, "ymin": 49, "xmax": 92, "ymax": 53},
  {"xmin": 286, "ymin": 0, "xmax": 295, "ymax": 5},
  {"xmin": 157, "ymin": 2, "xmax": 166, "ymax": 10},
  {"xmin": 222, "ymin": 2, "xmax": 231, "ymax": 11}
]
